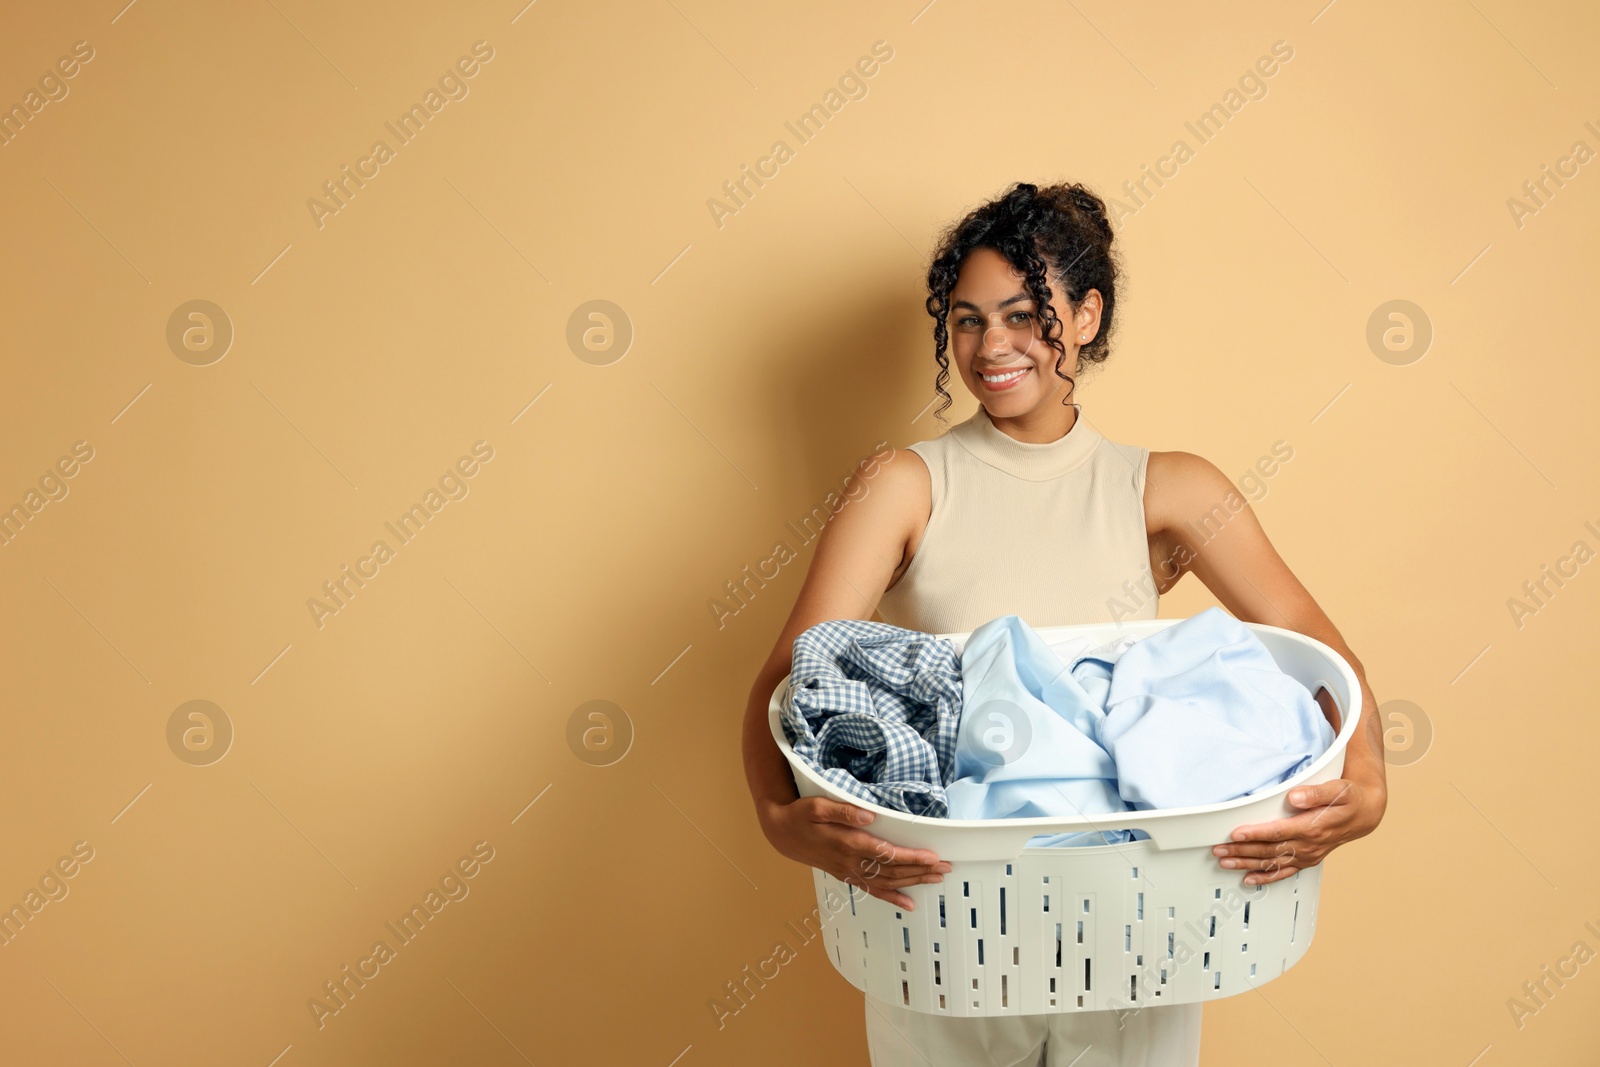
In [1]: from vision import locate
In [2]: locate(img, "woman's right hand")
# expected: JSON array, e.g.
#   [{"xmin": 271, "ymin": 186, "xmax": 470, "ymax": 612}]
[{"xmin": 759, "ymin": 795, "xmax": 952, "ymax": 911}]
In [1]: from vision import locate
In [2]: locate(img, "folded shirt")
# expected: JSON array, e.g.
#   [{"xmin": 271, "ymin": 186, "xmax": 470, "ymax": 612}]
[{"xmin": 780, "ymin": 608, "xmax": 1334, "ymax": 846}]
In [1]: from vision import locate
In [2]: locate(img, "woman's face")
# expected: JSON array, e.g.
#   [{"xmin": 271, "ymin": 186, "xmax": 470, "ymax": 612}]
[{"xmin": 947, "ymin": 246, "xmax": 1100, "ymax": 416}]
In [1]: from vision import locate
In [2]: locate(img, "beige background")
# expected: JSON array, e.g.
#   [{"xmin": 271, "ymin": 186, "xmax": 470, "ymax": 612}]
[{"xmin": 1, "ymin": 0, "xmax": 1596, "ymax": 1063}]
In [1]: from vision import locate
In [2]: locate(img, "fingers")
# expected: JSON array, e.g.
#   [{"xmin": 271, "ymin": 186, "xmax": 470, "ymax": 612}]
[
  {"xmin": 809, "ymin": 798, "xmax": 876, "ymax": 828},
  {"xmin": 863, "ymin": 841, "xmax": 948, "ymax": 870},
  {"xmin": 1230, "ymin": 786, "xmax": 1340, "ymax": 840},
  {"xmin": 831, "ymin": 827, "xmax": 947, "ymax": 871},
  {"xmin": 805, "ymin": 800, "xmax": 950, "ymax": 866},
  {"xmin": 795, "ymin": 798, "xmax": 955, "ymax": 910},
  {"xmin": 818, "ymin": 800, "xmax": 942, "ymax": 853},
  {"xmin": 849, "ymin": 849, "xmax": 951, "ymax": 884},
  {"xmin": 1227, "ymin": 806, "xmax": 1345, "ymax": 845},
  {"xmin": 841, "ymin": 864, "xmax": 945, "ymax": 890},
  {"xmin": 1243, "ymin": 865, "xmax": 1298, "ymax": 886},
  {"xmin": 855, "ymin": 861, "xmax": 947, "ymax": 880},
  {"xmin": 837, "ymin": 868, "xmax": 930, "ymax": 910},
  {"xmin": 862, "ymin": 881, "xmax": 916, "ymax": 910},
  {"xmin": 1216, "ymin": 842, "xmax": 1302, "ymax": 862},
  {"xmin": 834, "ymin": 845, "xmax": 951, "ymax": 912},
  {"xmin": 1226, "ymin": 821, "xmax": 1292, "ymax": 843},
  {"xmin": 1286, "ymin": 779, "xmax": 1354, "ymax": 810},
  {"xmin": 844, "ymin": 870, "xmax": 948, "ymax": 909},
  {"xmin": 1212, "ymin": 840, "xmax": 1311, "ymax": 884},
  {"xmin": 866, "ymin": 870, "xmax": 948, "ymax": 891}
]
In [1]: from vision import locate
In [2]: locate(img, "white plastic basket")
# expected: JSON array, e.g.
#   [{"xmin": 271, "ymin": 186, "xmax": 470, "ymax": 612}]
[{"xmin": 768, "ymin": 617, "xmax": 1361, "ymax": 1016}]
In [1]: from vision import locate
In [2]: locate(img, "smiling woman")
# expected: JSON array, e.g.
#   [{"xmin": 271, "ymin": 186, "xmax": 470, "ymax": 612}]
[{"xmin": 742, "ymin": 180, "xmax": 1388, "ymax": 1066}]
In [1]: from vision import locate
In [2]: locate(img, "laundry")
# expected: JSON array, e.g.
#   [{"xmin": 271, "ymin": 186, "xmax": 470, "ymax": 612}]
[
  {"xmin": 949, "ymin": 607, "xmax": 1335, "ymax": 847},
  {"xmin": 947, "ymin": 616, "xmax": 1138, "ymax": 848},
  {"xmin": 1096, "ymin": 607, "xmax": 1336, "ymax": 810},
  {"xmin": 779, "ymin": 609, "xmax": 1335, "ymax": 843},
  {"xmin": 780, "ymin": 618, "xmax": 963, "ymax": 817}
]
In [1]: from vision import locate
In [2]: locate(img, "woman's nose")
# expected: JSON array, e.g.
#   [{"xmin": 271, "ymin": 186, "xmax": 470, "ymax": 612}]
[{"xmin": 982, "ymin": 325, "xmax": 1010, "ymax": 355}]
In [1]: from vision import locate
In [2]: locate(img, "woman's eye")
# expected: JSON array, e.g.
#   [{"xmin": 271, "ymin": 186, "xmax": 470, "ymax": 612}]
[{"xmin": 953, "ymin": 310, "xmax": 1032, "ymax": 329}]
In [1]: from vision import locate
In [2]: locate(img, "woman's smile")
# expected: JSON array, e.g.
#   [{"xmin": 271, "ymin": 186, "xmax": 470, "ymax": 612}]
[{"xmin": 976, "ymin": 364, "xmax": 1032, "ymax": 390}]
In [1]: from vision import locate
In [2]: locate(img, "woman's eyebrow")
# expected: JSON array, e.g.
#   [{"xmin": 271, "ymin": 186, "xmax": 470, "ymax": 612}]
[{"xmin": 951, "ymin": 292, "xmax": 1032, "ymax": 312}]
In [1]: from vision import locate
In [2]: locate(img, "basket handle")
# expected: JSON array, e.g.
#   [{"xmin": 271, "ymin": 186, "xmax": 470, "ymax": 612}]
[
  {"xmin": 841, "ymin": 746, "xmax": 1348, "ymax": 859},
  {"xmin": 1308, "ymin": 675, "xmax": 1344, "ymax": 732}
]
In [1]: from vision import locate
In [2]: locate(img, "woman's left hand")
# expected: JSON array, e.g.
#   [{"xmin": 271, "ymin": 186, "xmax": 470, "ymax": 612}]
[{"xmin": 1212, "ymin": 772, "xmax": 1388, "ymax": 885}]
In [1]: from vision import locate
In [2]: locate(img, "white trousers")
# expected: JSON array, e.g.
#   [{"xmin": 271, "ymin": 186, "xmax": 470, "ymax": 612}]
[{"xmin": 864, "ymin": 995, "xmax": 1202, "ymax": 1067}]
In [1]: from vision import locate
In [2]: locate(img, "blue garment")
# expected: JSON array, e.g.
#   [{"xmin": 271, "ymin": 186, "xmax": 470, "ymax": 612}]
[
  {"xmin": 946, "ymin": 615, "xmax": 1140, "ymax": 847},
  {"xmin": 1098, "ymin": 606, "xmax": 1336, "ymax": 809},
  {"xmin": 780, "ymin": 619, "xmax": 963, "ymax": 817},
  {"xmin": 779, "ymin": 610, "xmax": 1334, "ymax": 839},
  {"xmin": 949, "ymin": 607, "xmax": 1334, "ymax": 846}
]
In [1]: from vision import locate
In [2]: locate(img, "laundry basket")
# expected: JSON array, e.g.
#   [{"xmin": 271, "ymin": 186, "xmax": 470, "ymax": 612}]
[{"xmin": 767, "ymin": 617, "xmax": 1362, "ymax": 1016}]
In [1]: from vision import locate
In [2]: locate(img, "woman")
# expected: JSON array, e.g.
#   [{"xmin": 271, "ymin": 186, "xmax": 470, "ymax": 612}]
[{"xmin": 740, "ymin": 181, "xmax": 1388, "ymax": 1065}]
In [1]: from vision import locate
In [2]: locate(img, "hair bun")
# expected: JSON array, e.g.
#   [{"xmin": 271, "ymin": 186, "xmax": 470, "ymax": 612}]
[
  {"xmin": 1002, "ymin": 182, "xmax": 1043, "ymax": 224},
  {"xmin": 1067, "ymin": 185, "xmax": 1104, "ymax": 217}
]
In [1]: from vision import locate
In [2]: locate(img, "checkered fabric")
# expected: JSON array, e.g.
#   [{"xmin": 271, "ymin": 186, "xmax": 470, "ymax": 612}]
[{"xmin": 780, "ymin": 618, "xmax": 963, "ymax": 818}]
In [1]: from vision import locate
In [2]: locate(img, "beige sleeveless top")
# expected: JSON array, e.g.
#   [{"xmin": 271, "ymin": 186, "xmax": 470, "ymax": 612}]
[{"xmin": 875, "ymin": 403, "xmax": 1158, "ymax": 635}]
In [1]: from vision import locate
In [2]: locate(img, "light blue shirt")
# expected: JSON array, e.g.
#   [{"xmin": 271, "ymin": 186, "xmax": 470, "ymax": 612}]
[
  {"xmin": 1099, "ymin": 606, "xmax": 1336, "ymax": 808},
  {"xmin": 947, "ymin": 608, "xmax": 1334, "ymax": 847}
]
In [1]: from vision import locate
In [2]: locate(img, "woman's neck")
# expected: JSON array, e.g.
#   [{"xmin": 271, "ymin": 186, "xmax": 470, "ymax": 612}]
[{"xmin": 982, "ymin": 402, "xmax": 1079, "ymax": 445}]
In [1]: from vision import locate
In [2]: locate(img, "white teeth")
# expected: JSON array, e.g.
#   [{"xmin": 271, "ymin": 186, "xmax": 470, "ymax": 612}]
[{"xmin": 981, "ymin": 367, "xmax": 1028, "ymax": 383}]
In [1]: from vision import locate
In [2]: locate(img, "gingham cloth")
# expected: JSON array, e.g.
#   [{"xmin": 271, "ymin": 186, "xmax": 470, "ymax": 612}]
[{"xmin": 780, "ymin": 619, "xmax": 963, "ymax": 817}]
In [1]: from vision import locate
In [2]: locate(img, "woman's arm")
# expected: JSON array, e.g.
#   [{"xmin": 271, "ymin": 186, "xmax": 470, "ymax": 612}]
[
  {"xmin": 741, "ymin": 445, "xmax": 952, "ymax": 909},
  {"xmin": 1145, "ymin": 450, "xmax": 1389, "ymax": 886}
]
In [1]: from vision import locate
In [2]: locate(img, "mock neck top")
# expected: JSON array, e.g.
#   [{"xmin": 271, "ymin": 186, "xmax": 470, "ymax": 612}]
[
  {"xmin": 952, "ymin": 404, "xmax": 1104, "ymax": 481},
  {"xmin": 875, "ymin": 402, "xmax": 1158, "ymax": 634}
]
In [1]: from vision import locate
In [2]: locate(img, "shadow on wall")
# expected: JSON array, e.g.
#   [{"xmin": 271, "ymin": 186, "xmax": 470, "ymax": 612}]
[{"xmin": 764, "ymin": 276, "xmax": 938, "ymax": 494}]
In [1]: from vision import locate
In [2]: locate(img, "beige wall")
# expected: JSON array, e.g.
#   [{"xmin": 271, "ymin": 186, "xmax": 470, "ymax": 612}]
[{"xmin": 1, "ymin": 1, "xmax": 1597, "ymax": 1063}]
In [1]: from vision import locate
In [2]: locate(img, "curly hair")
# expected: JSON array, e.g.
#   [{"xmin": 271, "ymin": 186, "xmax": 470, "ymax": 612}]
[{"xmin": 923, "ymin": 181, "xmax": 1123, "ymax": 425}]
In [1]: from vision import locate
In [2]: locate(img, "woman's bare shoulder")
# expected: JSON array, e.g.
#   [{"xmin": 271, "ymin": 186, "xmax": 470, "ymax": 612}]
[
  {"xmin": 840, "ymin": 442, "xmax": 930, "ymax": 554},
  {"xmin": 865, "ymin": 441, "xmax": 931, "ymax": 497},
  {"xmin": 1143, "ymin": 449, "xmax": 1240, "ymax": 530},
  {"xmin": 755, "ymin": 443, "xmax": 932, "ymax": 668},
  {"xmin": 1144, "ymin": 448, "xmax": 1216, "ymax": 481}
]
